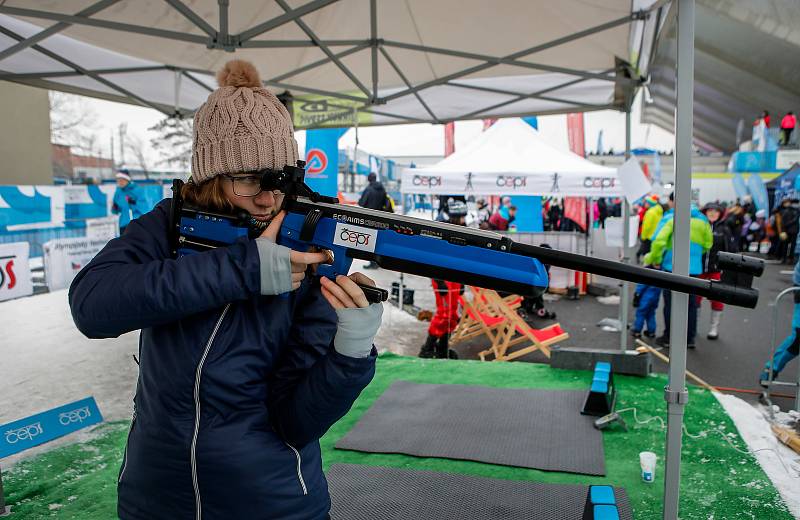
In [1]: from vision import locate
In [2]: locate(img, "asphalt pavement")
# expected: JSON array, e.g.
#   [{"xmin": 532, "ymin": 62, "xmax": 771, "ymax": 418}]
[{"xmin": 357, "ymin": 257, "xmax": 799, "ymax": 409}]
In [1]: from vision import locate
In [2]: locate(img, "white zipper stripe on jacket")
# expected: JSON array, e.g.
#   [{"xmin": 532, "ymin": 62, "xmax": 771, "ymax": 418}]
[
  {"xmin": 285, "ymin": 442, "xmax": 308, "ymax": 495},
  {"xmin": 118, "ymin": 405, "xmax": 137, "ymax": 484},
  {"xmin": 190, "ymin": 304, "xmax": 230, "ymax": 520}
]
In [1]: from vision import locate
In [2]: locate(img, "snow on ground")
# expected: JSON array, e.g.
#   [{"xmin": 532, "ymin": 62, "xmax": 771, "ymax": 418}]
[
  {"xmin": 0, "ymin": 289, "xmax": 140, "ymax": 467},
  {"xmin": 715, "ymin": 393, "xmax": 800, "ymax": 518},
  {"xmin": 0, "ymin": 272, "xmax": 429, "ymax": 467}
]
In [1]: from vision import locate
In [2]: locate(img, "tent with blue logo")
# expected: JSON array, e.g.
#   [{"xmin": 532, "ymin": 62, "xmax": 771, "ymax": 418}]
[{"xmin": 767, "ymin": 162, "xmax": 800, "ymax": 208}]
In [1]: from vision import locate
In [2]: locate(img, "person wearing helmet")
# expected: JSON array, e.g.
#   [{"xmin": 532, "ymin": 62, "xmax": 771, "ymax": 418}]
[{"xmin": 418, "ymin": 199, "xmax": 467, "ymax": 359}]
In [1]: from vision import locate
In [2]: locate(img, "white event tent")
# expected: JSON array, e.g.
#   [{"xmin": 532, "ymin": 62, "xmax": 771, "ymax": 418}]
[{"xmin": 401, "ymin": 118, "xmax": 621, "ymax": 197}]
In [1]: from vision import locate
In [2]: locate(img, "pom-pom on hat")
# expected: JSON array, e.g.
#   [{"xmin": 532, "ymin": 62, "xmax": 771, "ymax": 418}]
[{"xmin": 191, "ymin": 59, "xmax": 299, "ymax": 184}]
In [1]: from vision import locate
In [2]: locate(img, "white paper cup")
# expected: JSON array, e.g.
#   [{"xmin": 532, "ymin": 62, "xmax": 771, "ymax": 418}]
[{"xmin": 640, "ymin": 451, "xmax": 657, "ymax": 483}]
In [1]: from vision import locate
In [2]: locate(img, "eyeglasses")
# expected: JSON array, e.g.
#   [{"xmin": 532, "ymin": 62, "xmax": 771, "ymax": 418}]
[{"xmin": 222, "ymin": 170, "xmax": 285, "ymax": 197}]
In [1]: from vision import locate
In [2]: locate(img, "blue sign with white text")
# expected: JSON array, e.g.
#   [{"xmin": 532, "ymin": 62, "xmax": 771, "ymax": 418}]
[{"xmin": 0, "ymin": 397, "xmax": 103, "ymax": 458}]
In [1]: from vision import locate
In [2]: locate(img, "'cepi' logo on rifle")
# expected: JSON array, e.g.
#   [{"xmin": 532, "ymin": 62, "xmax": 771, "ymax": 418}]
[{"xmin": 333, "ymin": 222, "xmax": 378, "ymax": 253}]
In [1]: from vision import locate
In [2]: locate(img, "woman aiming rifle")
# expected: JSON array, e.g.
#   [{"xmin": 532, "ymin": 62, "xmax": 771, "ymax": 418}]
[{"xmin": 69, "ymin": 60, "xmax": 383, "ymax": 520}]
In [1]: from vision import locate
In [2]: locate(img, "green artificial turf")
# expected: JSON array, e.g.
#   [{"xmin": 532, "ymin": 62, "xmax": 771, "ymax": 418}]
[{"xmin": 3, "ymin": 353, "xmax": 792, "ymax": 519}]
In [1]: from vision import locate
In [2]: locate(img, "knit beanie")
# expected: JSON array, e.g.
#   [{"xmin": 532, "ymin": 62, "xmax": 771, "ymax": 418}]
[{"xmin": 191, "ymin": 60, "xmax": 299, "ymax": 183}]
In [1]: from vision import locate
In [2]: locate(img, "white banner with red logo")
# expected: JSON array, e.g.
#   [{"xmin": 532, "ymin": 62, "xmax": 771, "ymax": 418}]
[
  {"xmin": 0, "ymin": 242, "xmax": 33, "ymax": 302},
  {"xmin": 43, "ymin": 237, "xmax": 110, "ymax": 292}
]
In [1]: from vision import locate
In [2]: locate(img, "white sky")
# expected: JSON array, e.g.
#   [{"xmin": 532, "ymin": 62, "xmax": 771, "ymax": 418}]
[{"xmin": 77, "ymin": 92, "xmax": 675, "ymax": 171}]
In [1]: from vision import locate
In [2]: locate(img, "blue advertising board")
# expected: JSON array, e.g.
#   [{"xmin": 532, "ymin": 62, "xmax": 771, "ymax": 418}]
[{"xmin": 0, "ymin": 397, "xmax": 103, "ymax": 459}]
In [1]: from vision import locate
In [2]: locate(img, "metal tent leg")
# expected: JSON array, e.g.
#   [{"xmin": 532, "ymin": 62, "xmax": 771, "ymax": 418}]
[
  {"xmin": 619, "ymin": 109, "xmax": 632, "ymax": 350},
  {"xmin": 663, "ymin": 1, "xmax": 694, "ymax": 519}
]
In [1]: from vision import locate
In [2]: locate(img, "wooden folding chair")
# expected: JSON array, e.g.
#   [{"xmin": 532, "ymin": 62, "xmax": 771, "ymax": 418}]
[
  {"xmin": 450, "ymin": 286, "xmax": 509, "ymax": 346},
  {"xmin": 477, "ymin": 289, "xmax": 569, "ymax": 361}
]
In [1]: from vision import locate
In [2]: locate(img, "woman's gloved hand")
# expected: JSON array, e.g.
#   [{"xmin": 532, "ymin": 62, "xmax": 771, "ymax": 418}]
[
  {"xmin": 256, "ymin": 211, "xmax": 328, "ymax": 295},
  {"xmin": 320, "ymin": 273, "xmax": 383, "ymax": 358}
]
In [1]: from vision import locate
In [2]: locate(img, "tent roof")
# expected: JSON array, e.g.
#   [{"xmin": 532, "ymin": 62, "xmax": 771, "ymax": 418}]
[
  {"xmin": 401, "ymin": 118, "xmax": 622, "ymax": 197},
  {"xmin": 0, "ymin": 0, "xmax": 663, "ymax": 127},
  {"xmin": 766, "ymin": 162, "xmax": 800, "ymax": 189},
  {"xmin": 641, "ymin": 0, "xmax": 800, "ymax": 153},
  {"xmin": 415, "ymin": 118, "xmax": 614, "ymax": 175}
]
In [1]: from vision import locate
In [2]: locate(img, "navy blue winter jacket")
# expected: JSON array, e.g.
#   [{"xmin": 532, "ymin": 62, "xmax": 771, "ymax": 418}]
[{"xmin": 68, "ymin": 199, "xmax": 376, "ymax": 520}]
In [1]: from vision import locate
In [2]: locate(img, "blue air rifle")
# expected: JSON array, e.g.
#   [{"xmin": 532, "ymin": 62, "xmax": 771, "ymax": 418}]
[{"xmin": 169, "ymin": 161, "xmax": 763, "ymax": 308}]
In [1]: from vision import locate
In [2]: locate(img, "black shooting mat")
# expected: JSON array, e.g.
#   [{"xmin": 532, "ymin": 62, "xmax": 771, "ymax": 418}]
[
  {"xmin": 327, "ymin": 464, "xmax": 633, "ymax": 520},
  {"xmin": 335, "ymin": 380, "xmax": 606, "ymax": 475}
]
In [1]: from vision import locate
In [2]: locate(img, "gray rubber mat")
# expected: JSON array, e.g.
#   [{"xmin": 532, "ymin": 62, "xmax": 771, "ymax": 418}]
[
  {"xmin": 328, "ymin": 464, "xmax": 634, "ymax": 520},
  {"xmin": 336, "ymin": 380, "xmax": 605, "ymax": 475}
]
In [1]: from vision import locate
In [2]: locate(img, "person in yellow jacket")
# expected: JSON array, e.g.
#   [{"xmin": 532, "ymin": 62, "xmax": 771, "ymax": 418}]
[
  {"xmin": 643, "ymin": 193, "xmax": 713, "ymax": 348},
  {"xmin": 637, "ymin": 195, "xmax": 665, "ymax": 262}
]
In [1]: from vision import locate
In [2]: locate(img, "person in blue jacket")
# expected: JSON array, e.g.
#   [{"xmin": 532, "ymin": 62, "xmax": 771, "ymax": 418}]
[
  {"xmin": 631, "ymin": 282, "xmax": 660, "ymax": 339},
  {"xmin": 111, "ymin": 170, "xmax": 143, "ymax": 233},
  {"xmin": 643, "ymin": 193, "xmax": 713, "ymax": 348},
  {"xmin": 69, "ymin": 59, "xmax": 383, "ymax": 520},
  {"xmin": 761, "ymin": 240, "xmax": 800, "ymax": 385}
]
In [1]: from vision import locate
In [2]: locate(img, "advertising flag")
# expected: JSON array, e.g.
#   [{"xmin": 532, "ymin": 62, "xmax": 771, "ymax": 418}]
[{"xmin": 304, "ymin": 128, "xmax": 347, "ymax": 197}]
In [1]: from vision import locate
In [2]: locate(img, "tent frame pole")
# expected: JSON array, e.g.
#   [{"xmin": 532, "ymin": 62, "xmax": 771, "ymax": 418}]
[
  {"xmin": 0, "ymin": 0, "xmax": 119, "ymax": 62},
  {"xmin": 275, "ymin": 0, "xmax": 371, "ymax": 98},
  {"xmin": 237, "ymin": 0, "xmax": 340, "ymax": 42},
  {"xmin": 663, "ymin": 1, "xmax": 694, "ymax": 518},
  {"xmin": 619, "ymin": 108, "xmax": 632, "ymax": 350},
  {"xmin": 0, "ymin": 24, "xmax": 171, "ymax": 116}
]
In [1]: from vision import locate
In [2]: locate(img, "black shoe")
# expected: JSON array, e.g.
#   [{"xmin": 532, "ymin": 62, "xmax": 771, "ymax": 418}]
[
  {"xmin": 656, "ymin": 335, "xmax": 670, "ymax": 348},
  {"xmin": 448, "ymin": 349, "xmax": 459, "ymax": 359},
  {"xmin": 418, "ymin": 334, "xmax": 437, "ymax": 358},
  {"xmin": 435, "ymin": 334, "xmax": 451, "ymax": 359},
  {"xmin": 644, "ymin": 331, "xmax": 656, "ymax": 338},
  {"xmin": 687, "ymin": 341, "xmax": 696, "ymax": 349},
  {"xmin": 631, "ymin": 330, "xmax": 642, "ymax": 339}
]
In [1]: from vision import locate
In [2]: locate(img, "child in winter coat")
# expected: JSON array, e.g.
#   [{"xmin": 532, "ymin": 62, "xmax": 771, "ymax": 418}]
[
  {"xmin": 698, "ymin": 202, "xmax": 737, "ymax": 339},
  {"xmin": 632, "ymin": 283, "xmax": 660, "ymax": 339},
  {"xmin": 69, "ymin": 60, "xmax": 382, "ymax": 520}
]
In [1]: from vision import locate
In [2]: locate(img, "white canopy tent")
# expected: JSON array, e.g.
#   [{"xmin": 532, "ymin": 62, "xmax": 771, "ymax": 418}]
[
  {"xmin": 401, "ymin": 118, "xmax": 620, "ymax": 197},
  {"xmin": 0, "ymin": 0, "xmax": 661, "ymax": 127},
  {"xmin": 0, "ymin": 2, "xmax": 709, "ymax": 519}
]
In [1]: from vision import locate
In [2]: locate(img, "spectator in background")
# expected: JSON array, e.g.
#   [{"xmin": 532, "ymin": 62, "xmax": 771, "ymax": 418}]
[
  {"xmin": 358, "ymin": 172, "xmax": 391, "ymax": 268},
  {"xmin": 638, "ymin": 195, "xmax": 664, "ymax": 262},
  {"xmin": 547, "ymin": 199, "xmax": 562, "ymax": 231},
  {"xmin": 744, "ymin": 209, "xmax": 767, "ymax": 252},
  {"xmin": 475, "ymin": 198, "xmax": 491, "ymax": 229},
  {"xmin": 699, "ymin": 202, "xmax": 737, "ymax": 340},
  {"xmin": 761, "ymin": 110, "xmax": 771, "ymax": 128},
  {"xmin": 488, "ymin": 204, "xmax": 517, "ymax": 231},
  {"xmin": 111, "ymin": 170, "xmax": 142, "ymax": 234},
  {"xmin": 780, "ymin": 111, "xmax": 797, "ymax": 146},
  {"xmin": 597, "ymin": 198, "xmax": 608, "ymax": 228},
  {"xmin": 778, "ymin": 198, "xmax": 800, "ymax": 264},
  {"xmin": 644, "ymin": 193, "xmax": 713, "ymax": 349},
  {"xmin": 761, "ymin": 241, "xmax": 800, "ymax": 386},
  {"xmin": 723, "ymin": 203, "xmax": 746, "ymax": 251},
  {"xmin": 359, "ymin": 172, "xmax": 390, "ymax": 211}
]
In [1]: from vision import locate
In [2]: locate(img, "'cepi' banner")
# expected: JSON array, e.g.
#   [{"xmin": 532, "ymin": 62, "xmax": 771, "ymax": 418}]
[
  {"xmin": 0, "ymin": 397, "xmax": 103, "ymax": 459},
  {"xmin": 304, "ymin": 128, "xmax": 348, "ymax": 197}
]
